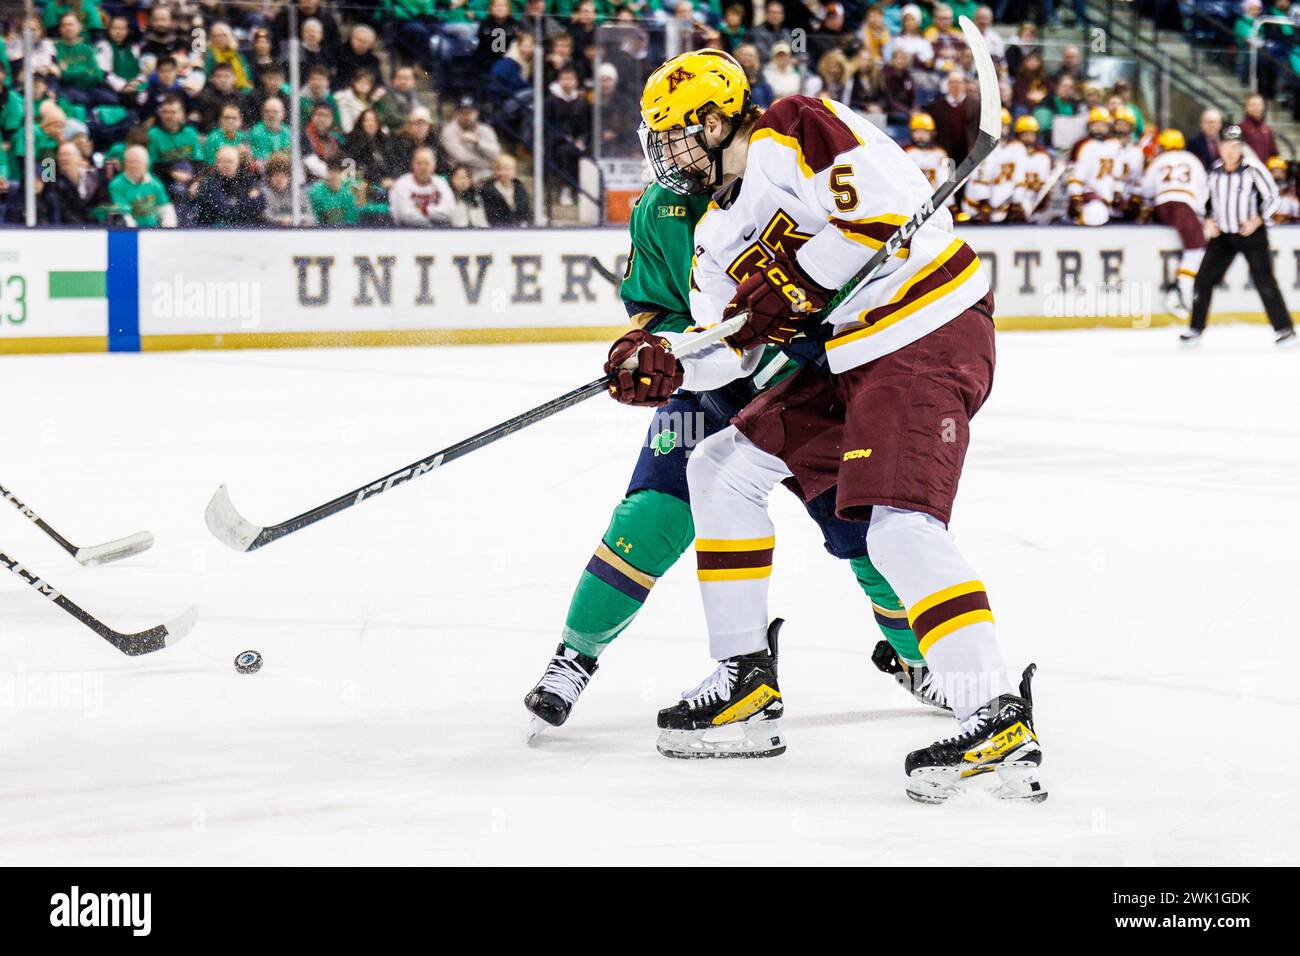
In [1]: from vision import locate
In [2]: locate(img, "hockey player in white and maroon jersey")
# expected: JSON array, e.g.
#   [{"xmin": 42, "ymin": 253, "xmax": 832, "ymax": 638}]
[
  {"xmin": 1007, "ymin": 114, "xmax": 1052, "ymax": 221},
  {"xmin": 612, "ymin": 48, "xmax": 1044, "ymax": 801},
  {"xmin": 1067, "ymin": 107, "xmax": 1120, "ymax": 225},
  {"xmin": 904, "ymin": 113, "xmax": 954, "ymax": 190},
  {"xmin": 1110, "ymin": 107, "xmax": 1146, "ymax": 221},
  {"xmin": 962, "ymin": 108, "xmax": 1025, "ymax": 222},
  {"xmin": 1139, "ymin": 129, "xmax": 1208, "ymax": 320},
  {"xmin": 1266, "ymin": 155, "xmax": 1300, "ymax": 223}
]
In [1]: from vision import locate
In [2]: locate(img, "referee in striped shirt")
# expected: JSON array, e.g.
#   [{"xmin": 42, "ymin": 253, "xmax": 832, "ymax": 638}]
[{"xmin": 1182, "ymin": 125, "xmax": 1296, "ymax": 347}]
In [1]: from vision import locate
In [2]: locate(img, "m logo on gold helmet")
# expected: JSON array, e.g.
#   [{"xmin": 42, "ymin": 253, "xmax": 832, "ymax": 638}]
[{"xmin": 665, "ymin": 66, "xmax": 695, "ymax": 93}]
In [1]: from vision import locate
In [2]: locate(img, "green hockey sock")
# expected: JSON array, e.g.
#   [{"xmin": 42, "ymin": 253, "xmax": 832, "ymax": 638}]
[
  {"xmin": 561, "ymin": 489, "xmax": 694, "ymax": 659},
  {"xmin": 849, "ymin": 554, "xmax": 924, "ymax": 665}
]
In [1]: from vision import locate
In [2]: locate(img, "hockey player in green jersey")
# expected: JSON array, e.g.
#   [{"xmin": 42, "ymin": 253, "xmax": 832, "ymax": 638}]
[{"xmin": 523, "ymin": 182, "xmax": 940, "ymax": 738}]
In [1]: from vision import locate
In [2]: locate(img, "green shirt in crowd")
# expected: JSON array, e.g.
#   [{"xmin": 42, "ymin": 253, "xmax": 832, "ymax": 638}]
[
  {"xmin": 248, "ymin": 121, "xmax": 291, "ymax": 160},
  {"xmin": 308, "ymin": 179, "xmax": 360, "ymax": 225},
  {"xmin": 200, "ymin": 129, "xmax": 249, "ymax": 165},
  {"xmin": 147, "ymin": 124, "xmax": 202, "ymax": 166},
  {"xmin": 108, "ymin": 171, "xmax": 171, "ymax": 226}
]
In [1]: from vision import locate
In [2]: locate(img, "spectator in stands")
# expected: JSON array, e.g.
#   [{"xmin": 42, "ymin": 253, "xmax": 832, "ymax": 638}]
[
  {"xmin": 482, "ymin": 152, "xmax": 532, "ymax": 226},
  {"xmin": 548, "ymin": 64, "xmax": 589, "ymax": 203},
  {"xmin": 544, "ymin": 32, "xmax": 577, "ymax": 86},
  {"xmin": 1240, "ymin": 92, "xmax": 1279, "ymax": 163},
  {"xmin": 477, "ymin": 0, "xmax": 519, "ymax": 76},
  {"xmin": 1266, "ymin": 155, "xmax": 1299, "ymax": 222},
  {"xmin": 763, "ymin": 41, "xmax": 803, "ymax": 100},
  {"xmin": 441, "ymin": 95, "xmax": 501, "ymax": 184},
  {"xmin": 308, "ymin": 155, "xmax": 361, "ymax": 225},
  {"xmin": 1033, "ymin": 72, "xmax": 1079, "ymax": 133},
  {"xmin": 302, "ymin": 101, "xmax": 343, "ymax": 178},
  {"xmin": 879, "ymin": 47, "xmax": 917, "ymax": 127},
  {"xmin": 375, "ymin": 65, "xmax": 430, "ymax": 131},
  {"xmin": 1003, "ymin": 20, "xmax": 1036, "ymax": 76},
  {"xmin": 148, "ymin": 95, "xmax": 201, "ymax": 200},
  {"xmin": 96, "ymin": 15, "xmax": 143, "ymax": 102},
  {"xmin": 109, "ymin": 142, "xmax": 176, "ymax": 226},
  {"xmin": 1188, "ymin": 108, "xmax": 1223, "ymax": 168},
  {"xmin": 140, "ymin": 4, "xmax": 181, "ymax": 61},
  {"xmin": 273, "ymin": 0, "xmax": 342, "ymax": 53},
  {"xmin": 808, "ymin": 48, "xmax": 853, "ymax": 101},
  {"xmin": 928, "ymin": 68, "xmax": 979, "ymax": 164},
  {"xmin": 297, "ymin": 18, "xmax": 331, "ymax": 76},
  {"xmin": 718, "ymin": 4, "xmax": 750, "ymax": 51},
  {"xmin": 926, "ymin": 4, "xmax": 965, "ymax": 73},
  {"xmin": 261, "ymin": 153, "xmax": 315, "ymax": 226},
  {"xmin": 596, "ymin": 62, "xmax": 640, "ymax": 156},
  {"xmin": 345, "ymin": 108, "xmax": 404, "ymax": 193},
  {"xmin": 846, "ymin": 45, "xmax": 883, "ymax": 113},
  {"xmin": 200, "ymin": 102, "xmax": 249, "ymax": 166},
  {"xmin": 335, "ymin": 25, "xmax": 384, "ymax": 89},
  {"xmin": 48, "ymin": 139, "xmax": 108, "ymax": 224},
  {"xmin": 205, "ymin": 21, "xmax": 254, "ymax": 92},
  {"xmin": 394, "ymin": 105, "xmax": 439, "ymax": 171},
  {"xmin": 732, "ymin": 43, "xmax": 775, "ymax": 109},
  {"xmin": 448, "ymin": 163, "xmax": 489, "ymax": 227},
  {"xmin": 807, "ymin": 3, "xmax": 851, "ymax": 65},
  {"xmin": 248, "ymin": 28, "xmax": 279, "ymax": 83},
  {"xmin": 336, "ymin": 69, "xmax": 379, "ymax": 135},
  {"xmin": 195, "ymin": 63, "xmax": 246, "ymax": 132},
  {"xmin": 192, "ymin": 145, "xmax": 265, "ymax": 225},
  {"xmin": 860, "ymin": 4, "xmax": 891, "ymax": 66},
  {"xmin": 383, "ymin": 0, "xmax": 442, "ymax": 69},
  {"xmin": 974, "ymin": 6, "xmax": 1005, "ymax": 62},
  {"xmin": 1010, "ymin": 48, "xmax": 1049, "ymax": 114},
  {"xmin": 749, "ymin": 2, "xmax": 795, "ymax": 59},
  {"xmin": 249, "ymin": 62, "xmax": 289, "ymax": 119},
  {"xmin": 520, "ymin": 0, "xmax": 566, "ymax": 46},
  {"xmin": 390, "ymin": 145, "xmax": 456, "ymax": 226},
  {"xmin": 144, "ymin": 56, "xmax": 190, "ymax": 116},
  {"xmin": 884, "ymin": 5, "xmax": 933, "ymax": 69},
  {"xmin": 300, "ymin": 64, "xmax": 340, "ymax": 127},
  {"xmin": 489, "ymin": 32, "xmax": 537, "ymax": 145},
  {"xmin": 249, "ymin": 97, "xmax": 291, "ymax": 169},
  {"xmin": 54, "ymin": 13, "xmax": 116, "ymax": 107}
]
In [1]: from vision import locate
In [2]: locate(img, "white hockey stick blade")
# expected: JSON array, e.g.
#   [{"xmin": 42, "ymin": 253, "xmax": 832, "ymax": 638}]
[
  {"xmin": 161, "ymin": 604, "xmax": 199, "ymax": 646},
  {"xmin": 205, "ymin": 485, "xmax": 264, "ymax": 552},
  {"xmin": 958, "ymin": 16, "xmax": 1002, "ymax": 140},
  {"xmin": 74, "ymin": 531, "xmax": 155, "ymax": 567}
]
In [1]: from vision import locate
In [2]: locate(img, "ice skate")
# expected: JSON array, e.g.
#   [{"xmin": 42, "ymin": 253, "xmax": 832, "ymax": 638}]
[
  {"xmin": 904, "ymin": 664, "xmax": 1046, "ymax": 804},
  {"xmin": 1275, "ymin": 328, "xmax": 1297, "ymax": 349},
  {"xmin": 1179, "ymin": 327, "xmax": 1203, "ymax": 348},
  {"xmin": 871, "ymin": 640, "xmax": 950, "ymax": 711},
  {"xmin": 524, "ymin": 644, "xmax": 598, "ymax": 741},
  {"xmin": 1164, "ymin": 287, "xmax": 1189, "ymax": 322},
  {"xmin": 656, "ymin": 619, "xmax": 786, "ymax": 759}
]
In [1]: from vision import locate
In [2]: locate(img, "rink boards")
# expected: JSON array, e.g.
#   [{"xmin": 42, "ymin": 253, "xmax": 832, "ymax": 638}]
[{"xmin": 0, "ymin": 225, "xmax": 1292, "ymax": 354}]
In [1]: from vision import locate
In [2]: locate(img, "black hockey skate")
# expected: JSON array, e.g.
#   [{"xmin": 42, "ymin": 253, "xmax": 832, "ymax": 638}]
[
  {"xmin": 656, "ymin": 619, "xmax": 786, "ymax": 759},
  {"xmin": 904, "ymin": 664, "xmax": 1046, "ymax": 804},
  {"xmin": 871, "ymin": 640, "xmax": 950, "ymax": 712},
  {"xmin": 524, "ymin": 644, "xmax": 598, "ymax": 742}
]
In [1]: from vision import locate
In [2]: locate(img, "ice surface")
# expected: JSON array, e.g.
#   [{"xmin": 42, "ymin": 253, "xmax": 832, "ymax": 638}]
[{"xmin": 1, "ymin": 325, "xmax": 1296, "ymax": 865}]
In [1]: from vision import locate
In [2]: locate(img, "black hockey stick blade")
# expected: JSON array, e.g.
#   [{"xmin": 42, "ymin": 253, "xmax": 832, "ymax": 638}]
[
  {"xmin": 0, "ymin": 547, "xmax": 196, "ymax": 656},
  {"xmin": 205, "ymin": 316, "xmax": 748, "ymax": 553}
]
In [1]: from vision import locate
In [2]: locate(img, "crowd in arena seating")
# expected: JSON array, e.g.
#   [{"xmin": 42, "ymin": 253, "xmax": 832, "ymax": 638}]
[{"xmin": 0, "ymin": 0, "xmax": 1295, "ymax": 228}]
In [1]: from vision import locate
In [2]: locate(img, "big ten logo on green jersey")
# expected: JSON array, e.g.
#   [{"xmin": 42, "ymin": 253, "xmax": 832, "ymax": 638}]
[
  {"xmin": 0, "ymin": 273, "xmax": 28, "ymax": 326},
  {"xmin": 725, "ymin": 210, "xmax": 814, "ymax": 284}
]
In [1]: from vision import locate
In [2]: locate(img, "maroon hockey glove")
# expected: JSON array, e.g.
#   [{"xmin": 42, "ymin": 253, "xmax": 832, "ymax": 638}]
[
  {"xmin": 723, "ymin": 251, "xmax": 833, "ymax": 350},
  {"xmin": 604, "ymin": 328, "xmax": 684, "ymax": 407}
]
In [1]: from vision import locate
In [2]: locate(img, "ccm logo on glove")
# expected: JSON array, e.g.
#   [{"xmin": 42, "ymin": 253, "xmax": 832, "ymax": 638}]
[{"xmin": 724, "ymin": 251, "xmax": 833, "ymax": 350}]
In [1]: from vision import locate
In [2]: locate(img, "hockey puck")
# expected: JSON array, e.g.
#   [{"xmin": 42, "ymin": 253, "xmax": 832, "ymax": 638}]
[{"xmin": 234, "ymin": 650, "xmax": 263, "ymax": 674}]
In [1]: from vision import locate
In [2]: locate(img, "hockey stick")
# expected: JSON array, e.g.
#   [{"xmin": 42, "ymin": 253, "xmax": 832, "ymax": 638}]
[
  {"xmin": 0, "ymin": 482, "xmax": 154, "ymax": 567},
  {"xmin": 0, "ymin": 548, "xmax": 196, "ymax": 656},
  {"xmin": 205, "ymin": 316, "xmax": 747, "ymax": 552},
  {"xmin": 815, "ymin": 16, "xmax": 1002, "ymax": 318}
]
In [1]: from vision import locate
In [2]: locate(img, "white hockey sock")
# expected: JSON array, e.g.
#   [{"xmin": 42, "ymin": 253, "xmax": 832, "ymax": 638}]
[
  {"xmin": 687, "ymin": 427, "xmax": 792, "ymax": 660},
  {"xmin": 867, "ymin": 506, "xmax": 1014, "ymax": 720},
  {"xmin": 1178, "ymin": 249, "xmax": 1204, "ymax": 304}
]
